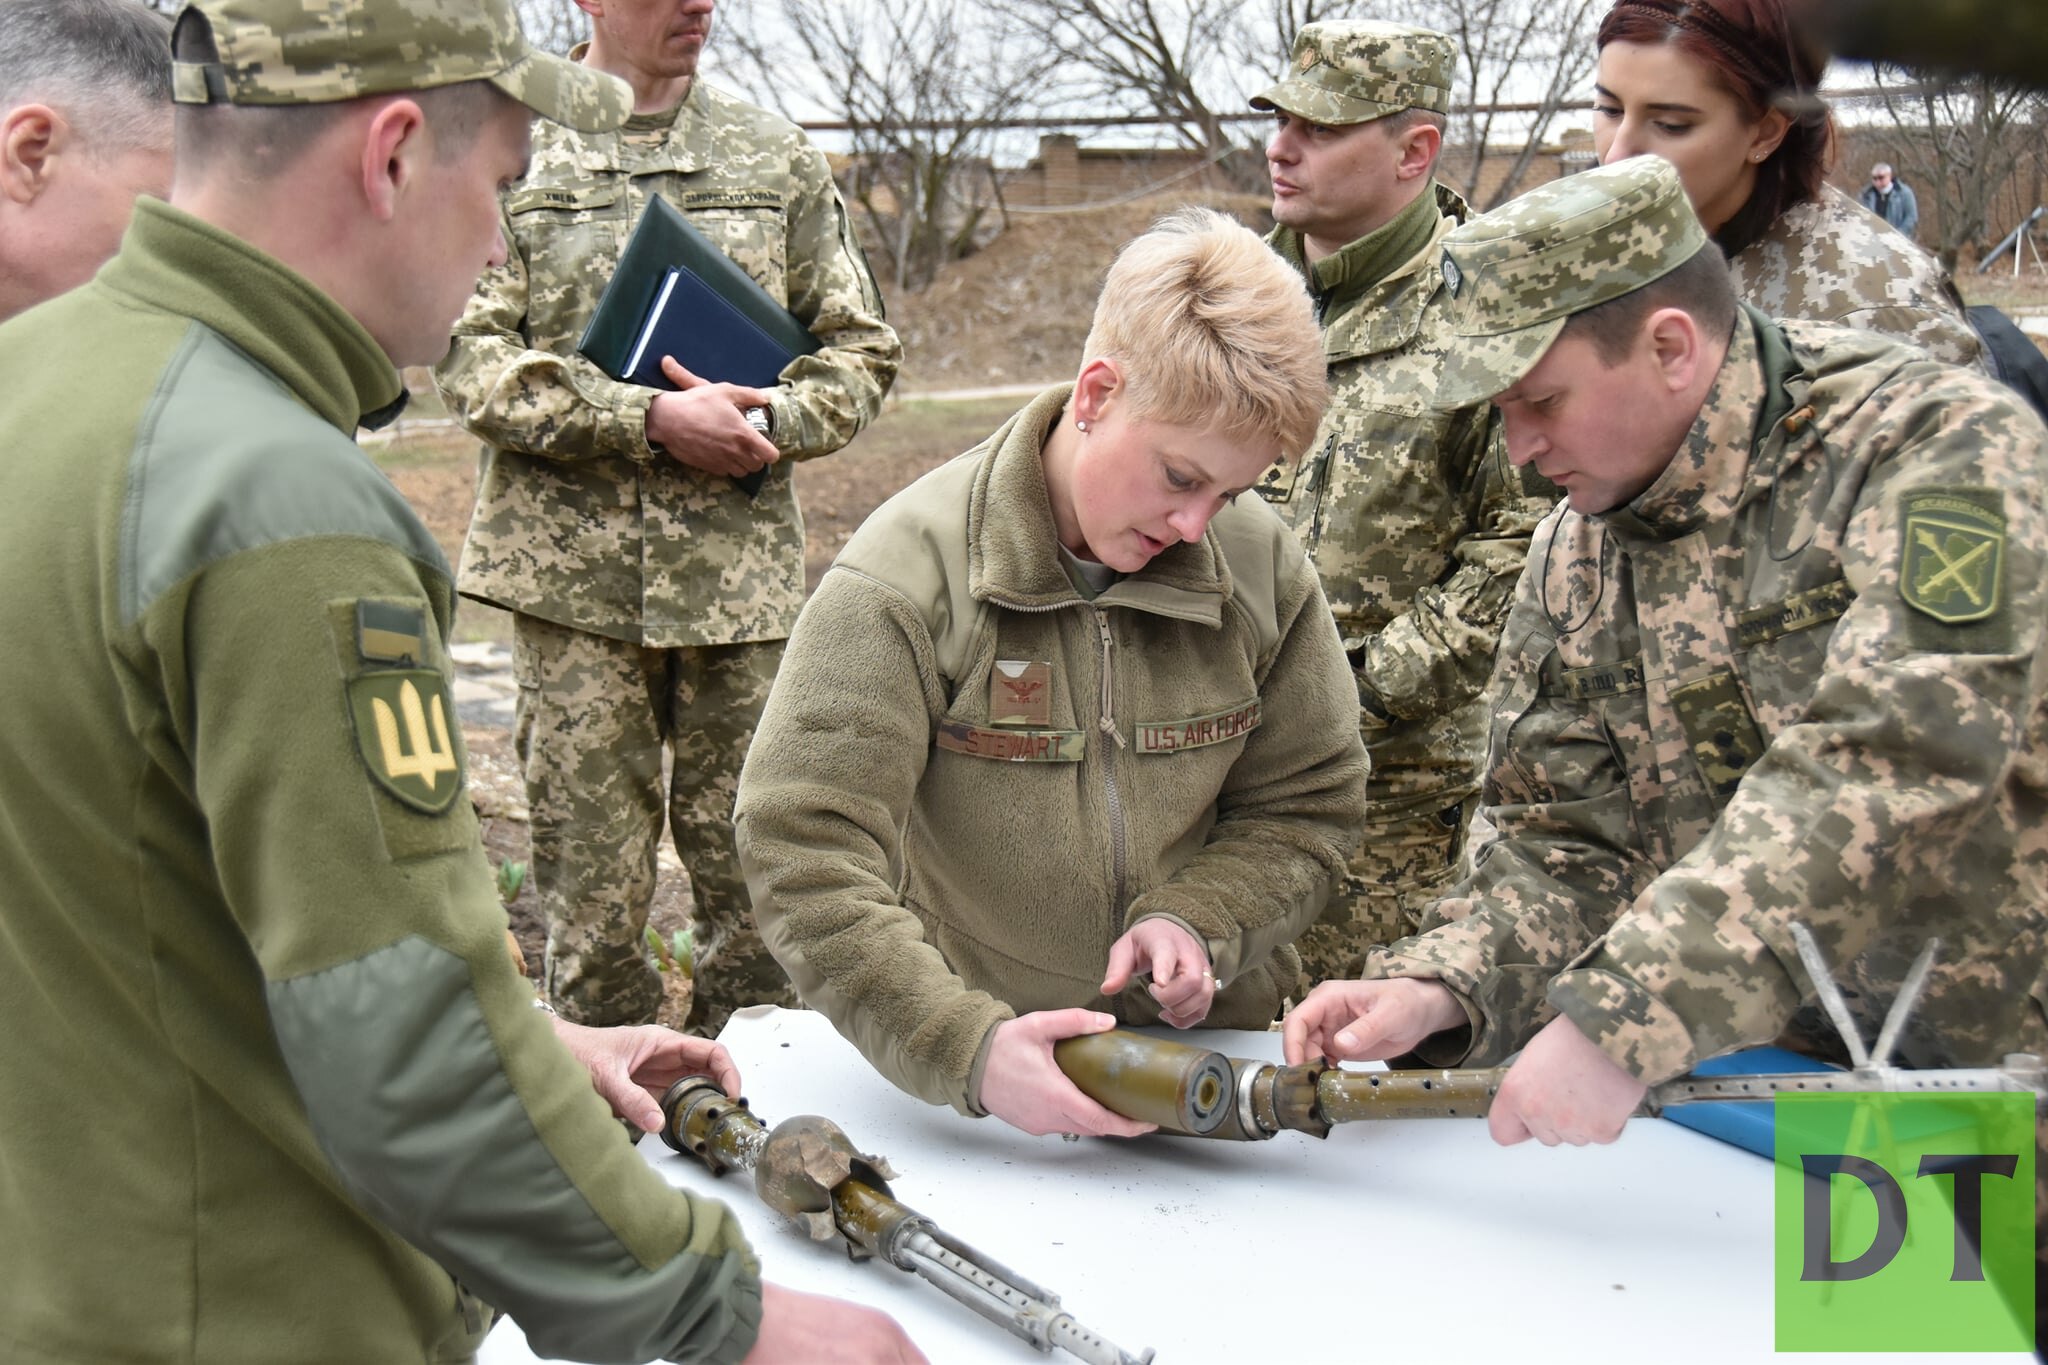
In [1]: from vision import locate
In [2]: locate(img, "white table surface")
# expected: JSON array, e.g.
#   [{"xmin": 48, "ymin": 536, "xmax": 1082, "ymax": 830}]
[{"xmin": 479, "ymin": 1006, "xmax": 2021, "ymax": 1365}]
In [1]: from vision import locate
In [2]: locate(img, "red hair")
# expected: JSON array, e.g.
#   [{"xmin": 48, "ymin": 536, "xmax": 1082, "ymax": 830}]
[{"xmin": 1598, "ymin": 0, "xmax": 1834, "ymax": 255}]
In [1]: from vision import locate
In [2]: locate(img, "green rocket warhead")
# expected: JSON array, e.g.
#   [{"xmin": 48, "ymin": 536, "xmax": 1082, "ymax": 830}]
[
  {"xmin": 656, "ymin": 1077, "xmax": 1155, "ymax": 1365},
  {"xmin": 1053, "ymin": 1031, "xmax": 1500, "ymax": 1140}
]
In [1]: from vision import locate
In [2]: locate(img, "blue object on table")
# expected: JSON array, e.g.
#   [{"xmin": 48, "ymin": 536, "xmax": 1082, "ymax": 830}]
[{"xmin": 1660, "ymin": 1047, "xmax": 1840, "ymax": 1158}]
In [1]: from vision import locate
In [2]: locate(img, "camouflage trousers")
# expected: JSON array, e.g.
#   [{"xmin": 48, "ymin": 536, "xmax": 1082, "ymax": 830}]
[
  {"xmin": 513, "ymin": 614, "xmax": 797, "ymax": 1037},
  {"xmin": 1293, "ymin": 795, "xmax": 1477, "ymax": 988}
]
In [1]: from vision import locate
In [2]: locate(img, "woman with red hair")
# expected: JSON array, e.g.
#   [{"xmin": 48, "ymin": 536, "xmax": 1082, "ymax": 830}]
[{"xmin": 1591, "ymin": 0, "xmax": 1982, "ymax": 366}]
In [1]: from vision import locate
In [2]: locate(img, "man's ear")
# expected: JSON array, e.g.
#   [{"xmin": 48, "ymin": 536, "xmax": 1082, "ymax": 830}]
[
  {"xmin": 1644, "ymin": 306, "xmax": 1706, "ymax": 393},
  {"xmin": 1, "ymin": 104, "xmax": 67, "ymax": 206},
  {"xmin": 1394, "ymin": 120, "xmax": 1441, "ymax": 181},
  {"xmin": 359, "ymin": 97, "xmax": 427, "ymax": 223},
  {"xmin": 1073, "ymin": 356, "xmax": 1123, "ymax": 426}
]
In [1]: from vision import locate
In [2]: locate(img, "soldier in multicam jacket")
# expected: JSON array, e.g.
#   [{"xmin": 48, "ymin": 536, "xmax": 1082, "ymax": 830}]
[
  {"xmin": 1284, "ymin": 158, "xmax": 2048, "ymax": 1184},
  {"xmin": 435, "ymin": 0, "xmax": 902, "ymax": 1036},
  {"xmin": 1250, "ymin": 20, "xmax": 1556, "ymax": 981}
]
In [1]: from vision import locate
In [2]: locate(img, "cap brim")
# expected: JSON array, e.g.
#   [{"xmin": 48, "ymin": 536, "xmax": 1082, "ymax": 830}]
[
  {"xmin": 1431, "ymin": 315, "xmax": 1569, "ymax": 410},
  {"xmin": 1248, "ymin": 78, "xmax": 1399, "ymax": 126},
  {"xmin": 490, "ymin": 49, "xmax": 631, "ymax": 133}
]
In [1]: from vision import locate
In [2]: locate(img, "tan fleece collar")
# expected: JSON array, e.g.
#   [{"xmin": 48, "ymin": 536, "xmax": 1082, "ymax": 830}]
[{"xmin": 966, "ymin": 384, "xmax": 1233, "ymax": 624}]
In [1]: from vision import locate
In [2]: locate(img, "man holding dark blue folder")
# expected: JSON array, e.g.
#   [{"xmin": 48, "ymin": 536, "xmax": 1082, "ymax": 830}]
[{"xmin": 436, "ymin": 0, "xmax": 901, "ymax": 1038}]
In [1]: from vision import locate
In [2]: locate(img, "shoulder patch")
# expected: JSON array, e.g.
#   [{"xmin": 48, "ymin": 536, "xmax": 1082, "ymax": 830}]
[
  {"xmin": 1899, "ymin": 488, "xmax": 2006, "ymax": 625},
  {"xmin": 347, "ymin": 670, "xmax": 464, "ymax": 814}
]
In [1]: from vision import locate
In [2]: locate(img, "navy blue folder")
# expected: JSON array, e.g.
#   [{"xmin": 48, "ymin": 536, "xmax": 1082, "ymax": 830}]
[{"xmin": 576, "ymin": 194, "xmax": 820, "ymax": 497}]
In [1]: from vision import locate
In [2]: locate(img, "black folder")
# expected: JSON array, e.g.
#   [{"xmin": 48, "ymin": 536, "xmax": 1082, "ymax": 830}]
[{"xmin": 576, "ymin": 193, "xmax": 819, "ymax": 496}]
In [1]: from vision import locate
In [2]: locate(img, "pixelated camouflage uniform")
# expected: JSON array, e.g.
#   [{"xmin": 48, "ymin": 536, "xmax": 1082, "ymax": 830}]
[
  {"xmin": 1249, "ymin": 20, "xmax": 1557, "ymax": 982},
  {"xmin": 1729, "ymin": 184, "xmax": 1983, "ymax": 370},
  {"xmin": 1374, "ymin": 307, "xmax": 2048, "ymax": 1090},
  {"xmin": 1259, "ymin": 189, "xmax": 1555, "ymax": 981},
  {"xmin": 436, "ymin": 69, "xmax": 900, "ymax": 1034}
]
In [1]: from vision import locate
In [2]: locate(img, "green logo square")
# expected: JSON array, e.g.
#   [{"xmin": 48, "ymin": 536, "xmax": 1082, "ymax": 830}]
[{"xmin": 1774, "ymin": 1092, "xmax": 2034, "ymax": 1352}]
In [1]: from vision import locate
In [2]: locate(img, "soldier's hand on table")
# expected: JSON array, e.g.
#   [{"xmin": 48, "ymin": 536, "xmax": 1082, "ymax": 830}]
[
  {"xmin": 980, "ymin": 1010, "xmax": 1158, "ymax": 1139},
  {"xmin": 646, "ymin": 356, "xmax": 778, "ymax": 478},
  {"xmin": 1487, "ymin": 1013, "xmax": 1647, "ymax": 1148},
  {"xmin": 1282, "ymin": 977, "xmax": 1465, "ymax": 1065},
  {"xmin": 548, "ymin": 1017, "xmax": 742, "ymax": 1133},
  {"xmin": 1102, "ymin": 918, "xmax": 1214, "ymax": 1027},
  {"xmin": 747, "ymin": 1283, "xmax": 927, "ymax": 1364}
]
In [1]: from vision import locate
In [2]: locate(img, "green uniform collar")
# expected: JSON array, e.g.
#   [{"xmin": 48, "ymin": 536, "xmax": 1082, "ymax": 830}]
[
  {"xmin": 1305, "ymin": 182, "xmax": 1446, "ymax": 299},
  {"xmin": 1271, "ymin": 182, "xmax": 1464, "ymax": 361},
  {"xmin": 102, "ymin": 199, "xmax": 405, "ymax": 434}
]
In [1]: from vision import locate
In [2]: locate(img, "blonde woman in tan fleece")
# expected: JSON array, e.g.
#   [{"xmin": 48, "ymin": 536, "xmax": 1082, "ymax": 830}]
[{"xmin": 734, "ymin": 209, "xmax": 1370, "ymax": 1139}]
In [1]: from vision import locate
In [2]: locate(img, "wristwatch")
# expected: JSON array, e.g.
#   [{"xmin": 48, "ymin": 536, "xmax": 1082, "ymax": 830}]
[{"xmin": 743, "ymin": 406, "xmax": 772, "ymax": 437}]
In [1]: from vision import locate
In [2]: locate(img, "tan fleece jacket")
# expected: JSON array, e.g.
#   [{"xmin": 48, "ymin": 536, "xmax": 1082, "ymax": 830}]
[{"xmin": 735, "ymin": 385, "xmax": 1370, "ymax": 1112}]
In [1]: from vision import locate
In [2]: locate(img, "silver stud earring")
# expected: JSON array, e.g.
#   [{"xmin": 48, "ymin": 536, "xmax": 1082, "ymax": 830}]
[{"xmin": 1076, "ymin": 420, "xmax": 1090, "ymax": 433}]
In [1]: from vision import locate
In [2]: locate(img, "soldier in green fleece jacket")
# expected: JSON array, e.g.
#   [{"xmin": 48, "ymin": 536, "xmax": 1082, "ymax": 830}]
[
  {"xmin": 0, "ymin": 2, "xmax": 920, "ymax": 1363},
  {"xmin": 735, "ymin": 210, "xmax": 1371, "ymax": 1139}
]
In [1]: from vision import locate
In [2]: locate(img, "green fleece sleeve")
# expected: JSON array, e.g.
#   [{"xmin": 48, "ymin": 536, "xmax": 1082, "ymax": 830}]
[
  {"xmin": 153, "ymin": 536, "xmax": 761, "ymax": 1365},
  {"xmin": 1125, "ymin": 551, "xmax": 1371, "ymax": 984},
  {"xmin": 737, "ymin": 567, "xmax": 1014, "ymax": 1113}
]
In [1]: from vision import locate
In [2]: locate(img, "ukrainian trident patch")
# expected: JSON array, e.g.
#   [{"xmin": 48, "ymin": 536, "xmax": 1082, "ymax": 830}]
[
  {"xmin": 347, "ymin": 670, "xmax": 464, "ymax": 814},
  {"xmin": 1899, "ymin": 489, "xmax": 2006, "ymax": 625}
]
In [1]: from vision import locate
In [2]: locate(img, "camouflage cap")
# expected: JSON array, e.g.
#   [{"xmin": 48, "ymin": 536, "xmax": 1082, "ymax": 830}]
[
  {"xmin": 1250, "ymin": 21, "xmax": 1455, "ymax": 124},
  {"xmin": 1432, "ymin": 156, "xmax": 1710, "ymax": 408},
  {"xmin": 170, "ymin": 0, "xmax": 630, "ymax": 134}
]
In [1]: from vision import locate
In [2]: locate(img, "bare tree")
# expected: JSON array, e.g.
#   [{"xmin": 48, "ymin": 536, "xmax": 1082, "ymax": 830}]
[
  {"xmin": 511, "ymin": 0, "xmax": 587, "ymax": 57},
  {"xmin": 714, "ymin": 0, "xmax": 1055, "ymax": 294},
  {"xmin": 1862, "ymin": 67, "xmax": 2048, "ymax": 272},
  {"xmin": 1012, "ymin": 0, "xmax": 1270, "ymax": 192},
  {"xmin": 1386, "ymin": 0, "xmax": 1601, "ymax": 209}
]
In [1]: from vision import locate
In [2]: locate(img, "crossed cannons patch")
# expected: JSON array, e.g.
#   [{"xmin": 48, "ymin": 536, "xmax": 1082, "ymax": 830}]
[{"xmin": 1899, "ymin": 489, "xmax": 2006, "ymax": 626}]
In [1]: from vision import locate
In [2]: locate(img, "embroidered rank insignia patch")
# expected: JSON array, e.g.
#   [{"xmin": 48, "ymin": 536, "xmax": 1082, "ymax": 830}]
[
  {"xmin": 356, "ymin": 600, "xmax": 425, "ymax": 664},
  {"xmin": 935, "ymin": 720, "xmax": 1083, "ymax": 763},
  {"xmin": 990, "ymin": 660, "xmax": 1053, "ymax": 727},
  {"xmin": 1135, "ymin": 701, "xmax": 1262, "ymax": 754},
  {"xmin": 1900, "ymin": 489, "xmax": 2006, "ymax": 625},
  {"xmin": 1669, "ymin": 668, "xmax": 1767, "ymax": 799},
  {"xmin": 347, "ymin": 669, "xmax": 464, "ymax": 813}
]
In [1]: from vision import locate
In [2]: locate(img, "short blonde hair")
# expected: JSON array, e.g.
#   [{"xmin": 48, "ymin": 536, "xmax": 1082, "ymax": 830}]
[{"xmin": 1080, "ymin": 208, "xmax": 1328, "ymax": 458}]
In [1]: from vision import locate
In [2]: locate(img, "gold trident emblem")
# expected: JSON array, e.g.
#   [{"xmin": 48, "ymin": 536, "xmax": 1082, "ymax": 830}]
[
  {"xmin": 1912, "ymin": 526, "xmax": 1994, "ymax": 609},
  {"xmin": 371, "ymin": 678, "xmax": 458, "ymax": 792}
]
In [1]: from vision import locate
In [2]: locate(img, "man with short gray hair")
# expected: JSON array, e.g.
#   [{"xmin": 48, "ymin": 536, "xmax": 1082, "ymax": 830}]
[
  {"xmin": 1250, "ymin": 19, "xmax": 1555, "ymax": 984},
  {"xmin": 1860, "ymin": 160, "xmax": 1920, "ymax": 239},
  {"xmin": 0, "ymin": 0, "xmax": 174, "ymax": 322}
]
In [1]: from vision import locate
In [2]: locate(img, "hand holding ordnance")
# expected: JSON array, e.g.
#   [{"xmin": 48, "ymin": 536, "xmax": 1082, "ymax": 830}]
[
  {"xmin": 656, "ymin": 1078, "xmax": 1155, "ymax": 1365},
  {"xmin": 1054, "ymin": 934, "xmax": 2047, "ymax": 1140}
]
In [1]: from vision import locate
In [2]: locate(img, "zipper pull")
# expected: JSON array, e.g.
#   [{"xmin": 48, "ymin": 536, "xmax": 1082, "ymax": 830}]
[{"xmin": 1095, "ymin": 608, "xmax": 1126, "ymax": 749}]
